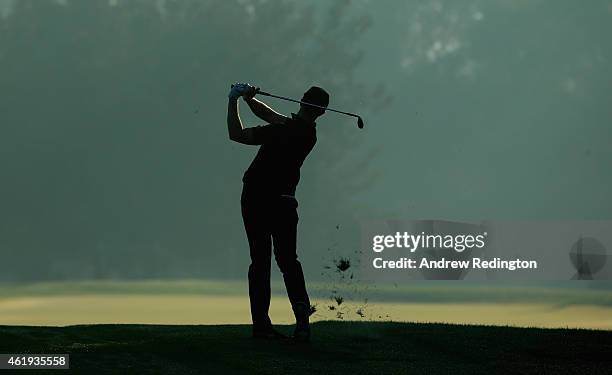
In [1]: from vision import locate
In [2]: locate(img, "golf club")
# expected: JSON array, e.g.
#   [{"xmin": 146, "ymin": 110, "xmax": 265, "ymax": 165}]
[{"xmin": 231, "ymin": 85, "xmax": 365, "ymax": 129}]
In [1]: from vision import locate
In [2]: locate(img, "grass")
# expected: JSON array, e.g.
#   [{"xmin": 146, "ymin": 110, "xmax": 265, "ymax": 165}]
[{"xmin": 1, "ymin": 322, "xmax": 611, "ymax": 374}]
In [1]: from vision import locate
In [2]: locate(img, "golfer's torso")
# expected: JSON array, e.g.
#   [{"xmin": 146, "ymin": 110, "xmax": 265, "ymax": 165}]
[{"xmin": 242, "ymin": 124, "xmax": 316, "ymax": 196}]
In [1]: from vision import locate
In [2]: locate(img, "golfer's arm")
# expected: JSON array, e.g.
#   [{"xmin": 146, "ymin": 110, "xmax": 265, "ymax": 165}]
[
  {"xmin": 227, "ymin": 99, "xmax": 258, "ymax": 145},
  {"xmin": 245, "ymin": 97, "xmax": 288, "ymax": 124}
]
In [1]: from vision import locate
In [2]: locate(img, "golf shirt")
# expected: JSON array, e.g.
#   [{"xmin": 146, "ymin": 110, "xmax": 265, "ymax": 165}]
[{"xmin": 242, "ymin": 113, "xmax": 317, "ymax": 197}]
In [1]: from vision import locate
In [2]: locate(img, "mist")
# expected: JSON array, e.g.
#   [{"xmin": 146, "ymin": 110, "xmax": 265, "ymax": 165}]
[{"xmin": 1, "ymin": 0, "xmax": 610, "ymax": 282}]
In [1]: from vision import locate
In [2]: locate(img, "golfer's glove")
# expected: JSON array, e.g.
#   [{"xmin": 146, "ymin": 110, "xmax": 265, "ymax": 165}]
[
  {"xmin": 228, "ymin": 83, "xmax": 258, "ymax": 99},
  {"xmin": 228, "ymin": 83, "xmax": 249, "ymax": 99}
]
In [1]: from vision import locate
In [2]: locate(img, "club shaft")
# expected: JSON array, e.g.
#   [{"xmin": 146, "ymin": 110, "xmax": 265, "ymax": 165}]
[{"xmin": 258, "ymin": 91, "xmax": 359, "ymax": 118}]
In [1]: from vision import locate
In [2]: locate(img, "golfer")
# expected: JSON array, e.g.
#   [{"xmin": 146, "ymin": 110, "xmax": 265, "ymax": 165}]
[{"xmin": 226, "ymin": 83, "xmax": 329, "ymax": 342}]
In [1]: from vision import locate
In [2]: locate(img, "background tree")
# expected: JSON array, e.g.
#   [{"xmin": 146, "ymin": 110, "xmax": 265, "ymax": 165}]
[{"xmin": 0, "ymin": 0, "xmax": 385, "ymax": 281}]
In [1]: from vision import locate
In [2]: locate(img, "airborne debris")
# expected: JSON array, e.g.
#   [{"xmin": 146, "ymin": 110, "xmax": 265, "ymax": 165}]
[
  {"xmin": 320, "ymin": 234, "xmax": 374, "ymax": 322},
  {"xmin": 334, "ymin": 257, "xmax": 351, "ymax": 272},
  {"xmin": 309, "ymin": 304, "xmax": 317, "ymax": 316}
]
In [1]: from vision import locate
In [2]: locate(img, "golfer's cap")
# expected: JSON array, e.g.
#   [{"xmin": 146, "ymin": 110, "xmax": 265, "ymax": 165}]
[{"xmin": 302, "ymin": 86, "xmax": 329, "ymax": 108}]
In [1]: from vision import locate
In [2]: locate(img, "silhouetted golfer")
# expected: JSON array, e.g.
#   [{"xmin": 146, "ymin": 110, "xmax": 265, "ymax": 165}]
[{"xmin": 227, "ymin": 83, "xmax": 329, "ymax": 342}]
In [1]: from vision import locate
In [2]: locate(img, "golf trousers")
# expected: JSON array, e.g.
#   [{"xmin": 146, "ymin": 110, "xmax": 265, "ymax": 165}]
[{"xmin": 241, "ymin": 184, "xmax": 310, "ymax": 328}]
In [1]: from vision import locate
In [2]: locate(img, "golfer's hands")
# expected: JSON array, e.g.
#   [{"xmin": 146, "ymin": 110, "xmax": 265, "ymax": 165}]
[
  {"xmin": 228, "ymin": 83, "xmax": 258, "ymax": 100},
  {"xmin": 228, "ymin": 83, "xmax": 247, "ymax": 99},
  {"xmin": 242, "ymin": 84, "xmax": 258, "ymax": 100}
]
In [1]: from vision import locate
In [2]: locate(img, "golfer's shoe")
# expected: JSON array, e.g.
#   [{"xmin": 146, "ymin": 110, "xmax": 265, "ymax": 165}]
[
  {"xmin": 291, "ymin": 302, "xmax": 311, "ymax": 343},
  {"xmin": 252, "ymin": 326, "xmax": 288, "ymax": 340}
]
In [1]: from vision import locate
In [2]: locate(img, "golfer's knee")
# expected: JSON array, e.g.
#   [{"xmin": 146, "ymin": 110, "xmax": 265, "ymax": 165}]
[
  {"xmin": 249, "ymin": 262, "xmax": 270, "ymax": 275},
  {"xmin": 276, "ymin": 257, "xmax": 301, "ymax": 274}
]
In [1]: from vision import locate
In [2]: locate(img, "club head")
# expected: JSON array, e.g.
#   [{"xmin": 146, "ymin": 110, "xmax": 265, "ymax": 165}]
[{"xmin": 357, "ymin": 116, "xmax": 364, "ymax": 129}]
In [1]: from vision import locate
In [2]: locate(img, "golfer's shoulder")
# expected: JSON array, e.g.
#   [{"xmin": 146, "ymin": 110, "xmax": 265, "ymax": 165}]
[{"xmin": 252, "ymin": 117, "xmax": 314, "ymax": 143}]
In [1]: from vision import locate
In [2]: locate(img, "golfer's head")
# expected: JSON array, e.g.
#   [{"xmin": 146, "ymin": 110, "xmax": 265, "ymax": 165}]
[{"xmin": 300, "ymin": 86, "xmax": 329, "ymax": 118}]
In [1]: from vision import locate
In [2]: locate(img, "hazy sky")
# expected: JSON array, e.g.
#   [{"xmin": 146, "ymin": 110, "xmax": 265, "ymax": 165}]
[
  {"xmin": 1, "ymin": 0, "xmax": 610, "ymax": 281},
  {"xmin": 352, "ymin": 1, "xmax": 611, "ymax": 220}
]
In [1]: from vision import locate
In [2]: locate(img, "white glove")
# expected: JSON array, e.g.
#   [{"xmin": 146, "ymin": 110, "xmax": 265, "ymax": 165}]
[
  {"xmin": 228, "ymin": 83, "xmax": 257, "ymax": 99},
  {"xmin": 228, "ymin": 83, "xmax": 248, "ymax": 99}
]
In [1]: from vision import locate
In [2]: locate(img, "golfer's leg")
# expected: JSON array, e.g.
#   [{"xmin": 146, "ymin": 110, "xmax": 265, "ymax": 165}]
[
  {"xmin": 241, "ymin": 195, "xmax": 273, "ymax": 329},
  {"xmin": 271, "ymin": 199, "xmax": 310, "ymax": 310}
]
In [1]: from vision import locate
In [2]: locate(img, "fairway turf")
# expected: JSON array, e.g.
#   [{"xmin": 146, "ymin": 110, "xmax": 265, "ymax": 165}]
[{"xmin": 1, "ymin": 322, "xmax": 611, "ymax": 374}]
